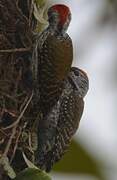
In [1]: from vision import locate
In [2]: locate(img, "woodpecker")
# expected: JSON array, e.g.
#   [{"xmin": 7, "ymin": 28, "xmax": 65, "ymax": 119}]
[
  {"xmin": 36, "ymin": 67, "xmax": 89, "ymax": 172},
  {"xmin": 32, "ymin": 4, "xmax": 73, "ymax": 114}
]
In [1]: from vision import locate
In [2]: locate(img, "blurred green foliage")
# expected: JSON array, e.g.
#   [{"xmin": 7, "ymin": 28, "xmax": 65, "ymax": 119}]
[
  {"xmin": 53, "ymin": 140, "xmax": 104, "ymax": 179},
  {"xmin": 14, "ymin": 168, "xmax": 51, "ymax": 180},
  {"xmin": 108, "ymin": 0, "xmax": 117, "ymax": 11}
]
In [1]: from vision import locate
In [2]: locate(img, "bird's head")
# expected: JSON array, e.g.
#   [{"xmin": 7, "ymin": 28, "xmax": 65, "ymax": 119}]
[
  {"xmin": 69, "ymin": 67, "xmax": 89, "ymax": 98},
  {"xmin": 48, "ymin": 4, "xmax": 71, "ymax": 34}
]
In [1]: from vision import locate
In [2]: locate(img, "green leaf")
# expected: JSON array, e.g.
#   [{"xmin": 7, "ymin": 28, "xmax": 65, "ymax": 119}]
[
  {"xmin": 14, "ymin": 168, "xmax": 52, "ymax": 180},
  {"xmin": 35, "ymin": 0, "xmax": 47, "ymax": 7},
  {"xmin": 22, "ymin": 152, "xmax": 38, "ymax": 169},
  {"xmin": 53, "ymin": 140, "xmax": 104, "ymax": 180},
  {"xmin": 33, "ymin": 0, "xmax": 48, "ymax": 32},
  {"xmin": 0, "ymin": 156, "xmax": 16, "ymax": 179}
]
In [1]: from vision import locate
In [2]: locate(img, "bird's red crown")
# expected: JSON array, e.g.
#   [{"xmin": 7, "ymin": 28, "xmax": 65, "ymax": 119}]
[{"xmin": 51, "ymin": 4, "xmax": 70, "ymax": 25}]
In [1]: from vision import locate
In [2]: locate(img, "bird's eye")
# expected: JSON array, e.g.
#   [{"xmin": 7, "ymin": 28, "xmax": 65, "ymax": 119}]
[
  {"xmin": 71, "ymin": 67, "xmax": 80, "ymax": 76},
  {"xmin": 71, "ymin": 67, "xmax": 79, "ymax": 77},
  {"xmin": 48, "ymin": 9, "xmax": 58, "ymax": 17},
  {"xmin": 74, "ymin": 70, "xmax": 79, "ymax": 77}
]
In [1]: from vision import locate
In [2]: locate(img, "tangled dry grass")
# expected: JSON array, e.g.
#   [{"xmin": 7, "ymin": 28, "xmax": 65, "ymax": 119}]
[{"xmin": 0, "ymin": 0, "xmax": 39, "ymax": 178}]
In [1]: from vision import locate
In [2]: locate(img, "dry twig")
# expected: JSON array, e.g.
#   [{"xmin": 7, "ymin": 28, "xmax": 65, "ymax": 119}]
[{"xmin": 0, "ymin": 48, "xmax": 31, "ymax": 53}]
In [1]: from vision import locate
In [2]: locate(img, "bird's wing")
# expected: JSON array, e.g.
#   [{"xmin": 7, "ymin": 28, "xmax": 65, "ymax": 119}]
[
  {"xmin": 45, "ymin": 91, "xmax": 84, "ymax": 172},
  {"xmin": 44, "ymin": 34, "xmax": 73, "ymax": 81},
  {"xmin": 38, "ymin": 33, "xmax": 73, "ymax": 113},
  {"xmin": 35, "ymin": 101, "xmax": 60, "ymax": 169}
]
